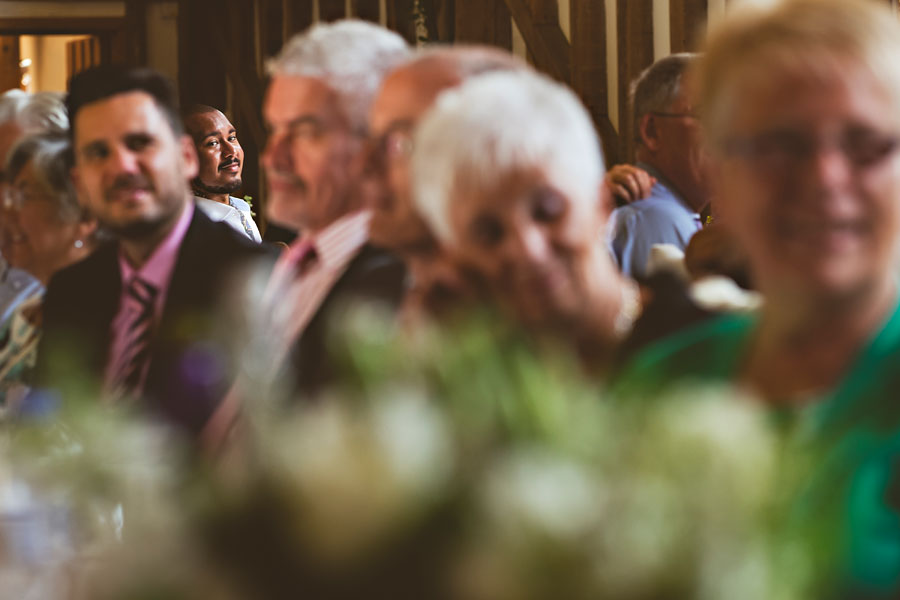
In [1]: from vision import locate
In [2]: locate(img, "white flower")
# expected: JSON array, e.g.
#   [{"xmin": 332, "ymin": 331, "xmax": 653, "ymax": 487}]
[
  {"xmin": 264, "ymin": 384, "xmax": 454, "ymax": 562},
  {"xmin": 480, "ymin": 448, "xmax": 603, "ymax": 544}
]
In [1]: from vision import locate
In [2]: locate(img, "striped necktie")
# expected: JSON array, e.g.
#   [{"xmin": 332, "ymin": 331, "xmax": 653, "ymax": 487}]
[
  {"xmin": 109, "ymin": 277, "xmax": 158, "ymax": 399},
  {"xmin": 291, "ymin": 239, "xmax": 319, "ymax": 278}
]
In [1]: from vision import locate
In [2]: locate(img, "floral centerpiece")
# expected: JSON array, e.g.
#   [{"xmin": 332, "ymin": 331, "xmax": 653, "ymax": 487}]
[{"xmin": 1, "ymin": 308, "xmax": 824, "ymax": 599}]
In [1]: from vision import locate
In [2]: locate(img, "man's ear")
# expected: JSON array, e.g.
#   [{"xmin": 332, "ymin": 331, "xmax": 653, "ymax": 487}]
[
  {"xmin": 638, "ymin": 113, "xmax": 660, "ymax": 152},
  {"xmin": 180, "ymin": 134, "xmax": 199, "ymax": 180}
]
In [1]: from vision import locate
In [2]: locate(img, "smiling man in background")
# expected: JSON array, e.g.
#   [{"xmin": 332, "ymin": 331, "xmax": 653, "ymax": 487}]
[{"xmin": 183, "ymin": 104, "xmax": 261, "ymax": 242}]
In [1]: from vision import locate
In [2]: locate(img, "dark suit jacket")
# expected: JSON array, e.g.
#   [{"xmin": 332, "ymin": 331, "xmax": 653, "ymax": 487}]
[
  {"xmin": 285, "ymin": 244, "xmax": 407, "ymax": 399},
  {"xmin": 34, "ymin": 207, "xmax": 271, "ymax": 435}
]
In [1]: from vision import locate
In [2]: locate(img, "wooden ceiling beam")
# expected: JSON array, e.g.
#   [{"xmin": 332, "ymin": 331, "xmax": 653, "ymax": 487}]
[
  {"xmin": 351, "ymin": 0, "xmax": 381, "ymax": 22},
  {"xmin": 616, "ymin": 0, "xmax": 653, "ymax": 161},
  {"xmin": 385, "ymin": 0, "xmax": 417, "ymax": 44},
  {"xmin": 670, "ymin": 0, "xmax": 707, "ymax": 53},
  {"xmin": 319, "ymin": 0, "xmax": 346, "ymax": 22},
  {"xmin": 284, "ymin": 0, "xmax": 313, "ymax": 37},
  {"xmin": 219, "ymin": 3, "xmax": 266, "ymax": 148},
  {"xmin": 570, "ymin": 0, "xmax": 617, "ymax": 165},
  {"xmin": 455, "ymin": 0, "xmax": 511, "ymax": 50},
  {"xmin": 502, "ymin": 0, "xmax": 570, "ymax": 81},
  {"xmin": 527, "ymin": 0, "xmax": 557, "ymax": 25}
]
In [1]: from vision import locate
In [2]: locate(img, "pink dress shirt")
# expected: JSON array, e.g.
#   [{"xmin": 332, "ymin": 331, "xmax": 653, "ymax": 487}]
[
  {"xmin": 103, "ymin": 202, "xmax": 195, "ymax": 394},
  {"xmin": 261, "ymin": 209, "xmax": 372, "ymax": 377}
]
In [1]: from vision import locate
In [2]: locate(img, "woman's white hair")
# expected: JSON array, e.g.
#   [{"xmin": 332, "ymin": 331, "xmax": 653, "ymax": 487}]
[
  {"xmin": 0, "ymin": 90, "xmax": 67, "ymax": 133},
  {"xmin": 266, "ymin": 19, "xmax": 410, "ymax": 131},
  {"xmin": 412, "ymin": 70, "xmax": 604, "ymax": 244},
  {"xmin": 6, "ymin": 132, "xmax": 80, "ymax": 222}
]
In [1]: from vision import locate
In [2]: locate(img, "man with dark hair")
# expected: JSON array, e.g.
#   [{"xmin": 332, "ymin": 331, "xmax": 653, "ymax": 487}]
[
  {"xmin": 34, "ymin": 65, "xmax": 267, "ymax": 436},
  {"xmin": 609, "ymin": 53, "xmax": 710, "ymax": 280},
  {"xmin": 183, "ymin": 104, "xmax": 261, "ymax": 242}
]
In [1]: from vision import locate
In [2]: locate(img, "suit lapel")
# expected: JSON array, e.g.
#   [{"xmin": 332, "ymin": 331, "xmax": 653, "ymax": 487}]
[
  {"xmin": 156, "ymin": 208, "xmax": 205, "ymax": 335},
  {"xmin": 90, "ymin": 243, "xmax": 124, "ymax": 373}
]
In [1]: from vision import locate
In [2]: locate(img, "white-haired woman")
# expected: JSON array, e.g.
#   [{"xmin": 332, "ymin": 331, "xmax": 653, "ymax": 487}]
[
  {"xmin": 411, "ymin": 70, "xmax": 639, "ymax": 372},
  {"xmin": 0, "ymin": 132, "xmax": 98, "ymax": 407},
  {"xmin": 620, "ymin": 0, "xmax": 900, "ymax": 594},
  {"xmin": 0, "ymin": 90, "xmax": 69, "ymax": 326}
]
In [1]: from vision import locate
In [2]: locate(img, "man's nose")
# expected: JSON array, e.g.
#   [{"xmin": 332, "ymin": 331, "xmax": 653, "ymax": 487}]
[
  {"xmin": 262, "ymin": 131, "xmax": 290, "ymax": 172},
  {"xmin": 109, "ymin": 146, "xmax": 141, "ymax": 173},
  {"xmin": 223, "ymin": 138, "xmax": 241, "ymax": 160}
]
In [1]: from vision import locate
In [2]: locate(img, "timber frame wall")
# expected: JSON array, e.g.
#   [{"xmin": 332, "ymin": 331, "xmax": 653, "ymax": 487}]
[
  {"xmin": 176, "ymin": 0, "xmax": 711, "ymax": 227},
  {"xmin": 1, "ymin": 0, "xmax": 897, "ymax": 229},
  {"xmin": 171, "ymin": 0, "xmax": 897, "ymax": 227}
]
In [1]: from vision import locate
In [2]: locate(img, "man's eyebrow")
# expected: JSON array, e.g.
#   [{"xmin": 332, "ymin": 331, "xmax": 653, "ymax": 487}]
[
  {"xmin": 287, "ymin": 115, "xmax": 323, "ymax": 129},
  {"xmin": 202, "ymin": 128, "xmax": 238, "ymax": 140},
  {"xmin": 79, "ymin": 139, "xmax": 107, "ymax": 155}
]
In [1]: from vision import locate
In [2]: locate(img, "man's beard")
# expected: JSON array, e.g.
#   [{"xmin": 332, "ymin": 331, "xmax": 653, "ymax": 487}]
[
  {"xmin": 111, "ymin": 214, "xmax": 175, "ymax": 239},
  {"xmin": 192, "ymin": 176, "xmax": 242, "ymax": 197}
]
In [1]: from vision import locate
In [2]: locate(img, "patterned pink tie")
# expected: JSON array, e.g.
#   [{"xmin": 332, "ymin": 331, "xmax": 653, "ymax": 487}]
[{"xmin": 109, "ymin": 276, "xmax": 157, "ymax": 398}]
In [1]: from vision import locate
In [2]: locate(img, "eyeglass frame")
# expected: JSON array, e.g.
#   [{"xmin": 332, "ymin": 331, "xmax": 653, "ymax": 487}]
[{"xmin": 719, "ymin": 125, "xmax": 900, "ymax": 173}]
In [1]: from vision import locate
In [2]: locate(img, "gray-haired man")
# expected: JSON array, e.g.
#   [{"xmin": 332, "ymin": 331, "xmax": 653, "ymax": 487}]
[
  {"xmin": 256, "ymin": 20, "xmax": 410, "ymax": 397},
  {"xmin": 609, "ymin": 53, "xmax": 711, "ymax": 280}
]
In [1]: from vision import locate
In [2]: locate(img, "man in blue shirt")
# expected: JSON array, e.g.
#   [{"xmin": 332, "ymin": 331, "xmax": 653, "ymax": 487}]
[{"xmin": 609, "ymin": 53, "xmax": 710, "ymax": 279}]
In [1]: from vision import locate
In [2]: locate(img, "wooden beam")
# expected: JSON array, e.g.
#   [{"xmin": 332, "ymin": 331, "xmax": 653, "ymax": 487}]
[
  {"xmin": 221, "ymin": 1, "xmax": 265, "ymax": 229},
  {"xmin": 670, "ymin": 0, "xmax": 706, "ymax": 53},
  {"xmin": 220, "ymin": 4, "xmax": 266, "ymax": 148},
  {"xmin": 122, "ymin": 0, "xmax": 147, "ymax": 66},
  {"xmin": 351, "ymin": 0, "xmax": 381, "ymax": 22},
  {"xmin": 493, "ymin": 0, "xmax": 512, "ymax": 50},
  {"xmin": 91, "ymin": 36, "xmax": 102, "ymax": 66},
  {"xmin": 503, "ymin": 0, "xmax": 570, "ymax": 81},
  {"xmin": 386, "ymin": 0, "xmax": 417, "ymax": 44},
  {"xmin": 0, "ymin": 17, "xmax": 123, "ymax": 34},
  {"xmin": 418, "ymin": 0, "xmax": 454, "ymax": 43},
  {"xmin": 319, "ymin": 0, "xmax": 346, "ymax": 22},
  {"xmin": 617, "ymin": 0, "xmax": 653, "ymax": 161},
  {"xmin": 453, "ymin": 0, "xmax": 490, "ymax": 43},
  {"xmin": 528, "ymin": 0, "xmax": 557, "ymax": 24},
  {"xmin": 259, "ymin": 0, "xmax": 284, "ymax": 62},
  {"xmin": 177, "ymin": 0, "xmax": 227, "ymax": 112},
  {"xmin": 284, "ymin": 0, "xmax": 313, "ymax": 37},
  {"xmin": 570, "ymin": 0, "xmax": 617, "ymax": 166}
]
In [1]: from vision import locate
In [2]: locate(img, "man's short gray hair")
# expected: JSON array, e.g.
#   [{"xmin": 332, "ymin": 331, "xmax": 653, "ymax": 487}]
[
  {"xmin": 412, "ymin": 70, "xmax": 604, "ymax": 244},
  {"xmin": 0, "ymin": 90, "xmax": 68, "ymax": 133},
  {"xmin": 6, "ymin": 132, "xmax": 81, "ymax": 222},
  {"xmin": 267, "ymin": 19, "xmax": 410, "ymax": 131},
  {"xmin": 407, "ymin": 44, "xmax": 527, "ymax": 80},
  {"xmin": 630, "ymin": 53, "xmax": 697, "ymax": 143}
]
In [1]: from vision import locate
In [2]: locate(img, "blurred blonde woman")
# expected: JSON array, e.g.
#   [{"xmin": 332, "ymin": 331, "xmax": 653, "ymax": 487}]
[{"xmin": 620, "ymin": 0, "xmax": 900, "ymax": 594}]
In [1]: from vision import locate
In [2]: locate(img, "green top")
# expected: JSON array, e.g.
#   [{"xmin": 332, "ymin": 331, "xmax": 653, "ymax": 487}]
[{"xmin": 617, "ymin": 303, "xmax": 900, "ymax": 597}]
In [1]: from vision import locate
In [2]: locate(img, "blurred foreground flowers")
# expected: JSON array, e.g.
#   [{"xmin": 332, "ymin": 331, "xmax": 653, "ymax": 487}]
[{"xmin": 1, "ymin": 308, "xmax": 821, "ymax": 598}]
